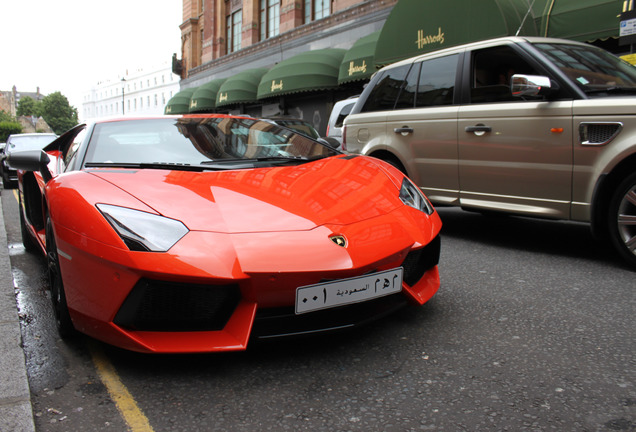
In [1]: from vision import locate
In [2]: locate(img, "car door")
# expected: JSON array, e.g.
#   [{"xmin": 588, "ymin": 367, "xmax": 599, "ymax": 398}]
[
  {"xmin": 457, "ymin": 43, "xmax": 574, "ymax": 219},
  {"xmin": 385, "ymin": 53, "xmax": 461, "ymax": 205}
]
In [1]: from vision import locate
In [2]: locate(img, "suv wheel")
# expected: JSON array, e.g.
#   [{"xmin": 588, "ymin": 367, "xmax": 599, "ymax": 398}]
[{"xmin": 608, "ymin": 172, "xmax": 636, "ymax": 267}]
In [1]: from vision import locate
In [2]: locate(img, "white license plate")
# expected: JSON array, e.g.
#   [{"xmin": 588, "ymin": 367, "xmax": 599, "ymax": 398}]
[{"xmin": 295, "ymin": 268, "xmax": 403, "ymax": 314}]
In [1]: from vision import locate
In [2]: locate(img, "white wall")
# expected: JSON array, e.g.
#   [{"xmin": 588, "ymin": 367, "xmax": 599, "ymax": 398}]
[{"xmin": 81, "ymin": 62, "xmax": 180, "ymax": 122}]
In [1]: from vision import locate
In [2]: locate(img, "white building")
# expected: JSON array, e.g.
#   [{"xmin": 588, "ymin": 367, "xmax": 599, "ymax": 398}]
[{"xmin": 81, "ymin": 62, "xmax": 180, "ymax": 122}]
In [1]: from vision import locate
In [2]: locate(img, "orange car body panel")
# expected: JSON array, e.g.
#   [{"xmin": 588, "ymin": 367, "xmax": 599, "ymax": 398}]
[{"xmin": 18, "ymin": 116, "xmax": 442, "ymax": 353}]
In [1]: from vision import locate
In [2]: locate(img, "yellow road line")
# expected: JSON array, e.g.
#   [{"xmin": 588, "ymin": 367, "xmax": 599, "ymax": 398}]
[
  {"xmin": 88, "ymin": 340, "xmax": 154, "ymax": 432},
  {"xmin": 13, "ymin": 185, "xmax": 152, "ymax": 430}
]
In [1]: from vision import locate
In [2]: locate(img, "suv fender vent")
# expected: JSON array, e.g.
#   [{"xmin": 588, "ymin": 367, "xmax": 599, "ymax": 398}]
[{"xmin": 579, "ymin": 122, "xmax": 622, "ymax": 146}]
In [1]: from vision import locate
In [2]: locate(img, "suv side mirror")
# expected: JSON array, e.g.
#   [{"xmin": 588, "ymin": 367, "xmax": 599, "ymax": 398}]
[{"xmin": 511, "ymin": 74, "xmax": 559, "ymax": 98}]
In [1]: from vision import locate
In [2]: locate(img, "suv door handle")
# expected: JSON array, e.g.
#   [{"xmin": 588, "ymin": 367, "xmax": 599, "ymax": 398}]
[
  {"xmin": 394, "ymin": 127, "xmax": 414, "ymax": 134},
  {"xmin": 465, "ymin": 125, "xmax": 492, "ymax": 133}
]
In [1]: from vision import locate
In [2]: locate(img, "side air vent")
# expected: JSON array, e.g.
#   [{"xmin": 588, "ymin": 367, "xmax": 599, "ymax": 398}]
[{"xmin": 579, "ymin": 122, "xmax": 622, "ymax": 146}]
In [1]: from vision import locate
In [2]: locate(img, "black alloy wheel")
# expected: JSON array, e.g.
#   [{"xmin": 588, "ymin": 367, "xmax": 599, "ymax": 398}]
[
  {"xmin": 608, "ymin": 172, "xmax": 636, "ymax": 268},
  {"xmin": 46, "ymin": 216, "xmax": 74, "ymax": 337}
]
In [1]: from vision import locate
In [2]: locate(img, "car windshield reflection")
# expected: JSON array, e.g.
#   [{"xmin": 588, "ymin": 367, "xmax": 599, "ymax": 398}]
[{"xmin": 84, "ymin": 117, "xmax": 338, "ymax": 167}]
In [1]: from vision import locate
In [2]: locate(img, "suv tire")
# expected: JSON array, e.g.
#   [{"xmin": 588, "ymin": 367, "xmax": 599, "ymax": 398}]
[{"xmin": 608, "ymin": 172, "xmax": 636, "ymax": 267}]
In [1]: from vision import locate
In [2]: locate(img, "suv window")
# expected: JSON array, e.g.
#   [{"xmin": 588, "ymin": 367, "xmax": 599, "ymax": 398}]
[
  {"xmin": 471, "ymin": 45, "xmax": 539, "ymax": 104},
  {"xmin": 361, "ymin": 54, "xmax": 459, "ymax": 112},
  {"xmin": 335, "ymin": 101, "xmax": 355, "ymax": 128},
  {"xmin": 416, "ymin": 54, "xmax": 458, "ymax": 107},
  {"xmin": 394, "ymin": 63, "xmax": 420, "ymax": 109},
  {"xmin": 360, "ymin": 65, "xmax": 411, "ymax": 112},
  {"xmin": 533, "ymin": 42, "xmax": 636, "ymax": 95}
]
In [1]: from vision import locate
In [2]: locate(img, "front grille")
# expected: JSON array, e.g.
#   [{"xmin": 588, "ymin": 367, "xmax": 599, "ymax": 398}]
[
  {"xmin": 402, "ymin": 235, "xmax": 441, "ymax": 286},
  {"xmin": 114, "ymin": 279, "xmax": 240, "ymax": 331},
  {"xmin": 579, "ymin": 122, "xmax": 622, "ymax": 145}
]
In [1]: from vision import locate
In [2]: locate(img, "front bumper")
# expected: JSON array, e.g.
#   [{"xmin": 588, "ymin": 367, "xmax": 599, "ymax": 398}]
[{"xmin": 54, "ymin": 209, "xmax": 442, "ymax": 353}]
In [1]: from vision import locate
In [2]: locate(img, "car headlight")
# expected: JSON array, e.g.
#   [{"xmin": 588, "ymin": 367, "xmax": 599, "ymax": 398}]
[
  {"xmin": 96, "ymin": 204, "xmax": 189, "ymax": 252},
  {"xmin": 399, "ymin": 177, "xmax": 434, "ymax": 215}
]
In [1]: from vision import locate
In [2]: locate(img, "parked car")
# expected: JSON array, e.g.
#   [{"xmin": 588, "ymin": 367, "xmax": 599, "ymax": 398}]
[
  {"xmin": 1, "ymin": 133, "xmax": 57, "ymax": 188},
  {"xmin": 327, "ymin": 96, "xmax": 358, "ymax": 145},
  {"xmin": 343, "ymin": 36, "xmax": 636, "ymax": 268},
  {"xmin": 8, "ymin": 115, "xmax": 442, "ymax": 353}
]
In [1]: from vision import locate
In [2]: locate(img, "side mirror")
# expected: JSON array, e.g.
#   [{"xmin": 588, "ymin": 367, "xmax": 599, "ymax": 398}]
[
  {"xmin": 511, "ymin": 74, "xmax": 559, "ymax": 97},
  {"xmin": 7, "ymin": 150, "xmax": 52, "ymax": 183},
  {"xmin": 317, "ymin": 136, "xmax": 341, "ymax": 149}
]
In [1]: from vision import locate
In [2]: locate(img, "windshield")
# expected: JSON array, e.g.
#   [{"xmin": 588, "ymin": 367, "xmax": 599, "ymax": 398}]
[
  {"xmin": 271, "ymin": 120, "xmax": 320, "ymax": 139},
  {"xmin": 533, "ymin": 42, "xmax": 636, "ymax": 94},
  {"xmin": 8, "ymin": 135, "xmax": 57, "ymax": 152},
  {"xmin": 84, "ymin": 117, "xmax": 338, "ymax": 167}
]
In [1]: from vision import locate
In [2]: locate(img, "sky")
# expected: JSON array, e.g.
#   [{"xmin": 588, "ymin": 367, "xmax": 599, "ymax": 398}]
[{"xmin": 1, "ymin": 0, "xmax": 182, "ymax": 112}]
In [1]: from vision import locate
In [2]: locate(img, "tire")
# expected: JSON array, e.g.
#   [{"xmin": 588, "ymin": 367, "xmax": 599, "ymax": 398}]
[
  {"xmin": 608, "ymin": 172, "xmax": 636, "ymax": 268},
  {"xmin": 19, "ymin": 196, "xmax": 38, "ymax": 253},
  {"xmin": 45, "ymin": 216, "xmax": 74, "ymax": 337},
  {"xmin": 2, "ymin": 168, "xmax": 10, "ymax": 189}
]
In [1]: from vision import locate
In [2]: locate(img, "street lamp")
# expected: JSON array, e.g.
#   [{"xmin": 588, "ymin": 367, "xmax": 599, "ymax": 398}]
[{"xmin": 121, "ymin": 77, "xmax": 126, "ymax": 115}]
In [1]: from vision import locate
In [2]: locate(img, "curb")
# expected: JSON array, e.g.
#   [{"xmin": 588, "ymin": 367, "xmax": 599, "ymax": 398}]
[{"xmin": 0, "ymin": 191, "xmax": 36, "ymax": 432}]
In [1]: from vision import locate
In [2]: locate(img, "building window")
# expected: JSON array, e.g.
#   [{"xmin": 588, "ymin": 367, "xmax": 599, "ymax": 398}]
[
  {"xmin": 260, "ymin": 0, "xmax": 280, "ymax": 41},
  {"xmin": 305, "ymin": 0, "xmax": 330, "ymax": 23},
  {"xmin": 226, "ymin": 10, "xmax": 242, "ymax": 53}
]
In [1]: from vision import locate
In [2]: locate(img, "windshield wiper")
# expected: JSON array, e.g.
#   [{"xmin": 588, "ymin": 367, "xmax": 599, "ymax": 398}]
[
  {"xmin": 583, "ymin": 86, "xmax": 636, "ymax": 94},
  {"xmin": 84, "ymin": 162, "xmax": 220, "ymax": 171},
  {"xmin": 199, "ymin": 156, "xmax": 308, "ymax": 165}
]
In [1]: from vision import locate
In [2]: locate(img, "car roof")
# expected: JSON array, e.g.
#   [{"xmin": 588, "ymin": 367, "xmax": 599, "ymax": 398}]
[{"xmin": 379, "ymin": 36, "xmax": 590, "ymax": 70}]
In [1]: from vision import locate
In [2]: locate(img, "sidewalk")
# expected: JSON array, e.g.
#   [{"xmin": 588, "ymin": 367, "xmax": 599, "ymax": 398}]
[{"xmin": 0, "ymin": 191, "xmax": 36, "ymax": 432}]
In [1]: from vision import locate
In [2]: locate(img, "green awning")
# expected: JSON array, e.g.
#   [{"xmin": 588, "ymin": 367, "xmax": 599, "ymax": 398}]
[
  {"xmin": 189, "ymin": 78, "xmax": 227, "ymax": 112},
  {"xmin": 164, "ymin": 88, "xmax": 196, "ymax": 114},
  {"xmin": 374, "ymin": 0, "xmax": 539, "ymax": 66},
  {"xmin": 216, "ymin": 68, "xmax": 269, "ymax": 107},
  {"xmin": 257, "ymin": 49, "xmax": 346, "ymax": 99},
  {"xmin": 536, "ymin": 0, "xmax": 622, "ymax": 42},
  {"xmin": 338, "ymin": 31, "xmax": 380, "ymax": 84}
]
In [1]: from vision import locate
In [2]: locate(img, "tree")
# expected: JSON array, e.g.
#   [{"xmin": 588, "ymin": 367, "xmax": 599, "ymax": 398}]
[
  {"xmin": 0, "ymin": 110, "xmax": 22, "ymax": 142},
  {"xmin": 16, "ymin": 96, "xmax": 42, "ymax": 117},
  {"xmin": 39, "ymin": 92, "xmax": 79, "ymax": 135}
]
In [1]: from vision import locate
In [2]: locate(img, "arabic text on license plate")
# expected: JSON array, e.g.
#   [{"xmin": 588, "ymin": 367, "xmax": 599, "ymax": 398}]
[{"xmin": 295, "ymin": 267, "xmax": 403, "ymax": 314}]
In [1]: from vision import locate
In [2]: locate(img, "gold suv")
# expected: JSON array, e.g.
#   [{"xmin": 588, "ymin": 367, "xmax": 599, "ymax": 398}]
[{"xmin": 343, "ymin": 36, "xmax": 636, "ymax": 268}]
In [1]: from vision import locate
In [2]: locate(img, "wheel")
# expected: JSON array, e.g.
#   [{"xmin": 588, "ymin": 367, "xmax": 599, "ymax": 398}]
[
  {"xmin": 1, "ymin": 167, "xmax": 10, "ymax": 189},
  {"xmin": 45, "ymin": 216, "xmax": 74, "ymax": 337},
  {"xmin": 19, "ymin": 196, "xmax": 38, "ymax": 253},
  {"xmin": 608, "ymin": 172, "xmax": 636, "ymax": 268}
]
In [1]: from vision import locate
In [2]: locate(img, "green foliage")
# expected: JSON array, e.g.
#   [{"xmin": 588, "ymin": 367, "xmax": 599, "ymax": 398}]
[
  {"xmin": 0, "ymin": 121, "xmax": 23, "ymax": 142},
  {"xmin": 0, "ymin": 109, "xmax": 14, "ymax": 123},
  {"xmin": 16, "ymin": 96, "xmax": 42, "ymax": 117},
  {"xmin": 39, "ymin": 92, "xmax": 79, "ymax": 135}
]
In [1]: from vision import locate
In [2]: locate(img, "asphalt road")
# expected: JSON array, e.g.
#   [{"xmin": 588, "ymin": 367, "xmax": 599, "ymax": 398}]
[{"xmin": 2, "ymin": 189, "xmax": 635, "ymax": 432}]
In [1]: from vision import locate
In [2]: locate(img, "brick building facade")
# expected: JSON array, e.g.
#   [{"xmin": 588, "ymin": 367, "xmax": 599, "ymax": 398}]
[
  {"xmin": 0, "ymin": 86, "xmax": 45, "ymax": 118},
  {"xmin": 177, "ymin": 0, "xmax": 397, "ymax": 134}
]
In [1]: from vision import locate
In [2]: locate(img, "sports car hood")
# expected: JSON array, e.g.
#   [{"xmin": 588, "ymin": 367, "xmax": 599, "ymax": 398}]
[{"xmin": 88, "ymin": 156, "xmax": 403, "ymax": 233}]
